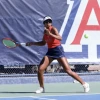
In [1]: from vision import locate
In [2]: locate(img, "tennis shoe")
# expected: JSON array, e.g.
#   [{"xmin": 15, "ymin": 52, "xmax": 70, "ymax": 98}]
[
  {"xmin": 83, "ymin": 82, "xmax": 90, "ymax": 93},
  {"xmin": 35, "ymin": 87, "xmax": 45, "ymax": 93}
]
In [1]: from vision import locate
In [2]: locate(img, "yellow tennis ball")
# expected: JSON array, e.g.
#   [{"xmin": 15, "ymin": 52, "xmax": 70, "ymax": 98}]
[{"xmin": 84, "ymin": 34, "xmax": 88, "ymax": 38}]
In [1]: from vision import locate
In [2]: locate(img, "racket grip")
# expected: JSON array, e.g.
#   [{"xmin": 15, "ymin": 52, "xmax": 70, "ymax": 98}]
[{"xmin": 20, "ymin": 43, "xmax": 26, "ymax": 46}]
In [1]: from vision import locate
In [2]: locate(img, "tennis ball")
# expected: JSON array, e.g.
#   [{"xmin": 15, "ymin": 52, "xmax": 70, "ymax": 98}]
[{"xmin": 84, "ymin": 34, "xmax": 88, "ymax": 38}]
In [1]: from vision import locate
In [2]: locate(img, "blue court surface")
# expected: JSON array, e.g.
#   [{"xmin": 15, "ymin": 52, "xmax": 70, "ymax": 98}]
[{"xmin": 0, "ymin": 94, "xmax": 100, "ymax": 100}]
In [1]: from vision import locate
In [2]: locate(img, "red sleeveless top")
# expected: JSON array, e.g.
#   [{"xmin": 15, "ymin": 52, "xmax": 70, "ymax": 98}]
[{"xmin": 43, "ymin": 26, "xmax": 61, "ymax": 48}]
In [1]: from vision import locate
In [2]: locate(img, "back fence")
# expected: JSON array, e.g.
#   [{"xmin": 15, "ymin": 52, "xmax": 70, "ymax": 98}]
[{"xmin": 0, "ymin": 64, "xmax": 100, "ymax": 77}]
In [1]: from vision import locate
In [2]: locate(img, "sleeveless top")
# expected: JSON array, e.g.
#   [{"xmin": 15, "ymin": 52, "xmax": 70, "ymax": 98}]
[{"xmin": 43, "ymin": 26, "xmax": 61, "ymax": 48}]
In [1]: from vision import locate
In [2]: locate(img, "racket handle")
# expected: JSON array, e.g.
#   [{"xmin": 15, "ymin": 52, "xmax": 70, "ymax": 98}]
[{"xmin": 20, "ymin": 43, "xmax": 26, "ymax": 46}]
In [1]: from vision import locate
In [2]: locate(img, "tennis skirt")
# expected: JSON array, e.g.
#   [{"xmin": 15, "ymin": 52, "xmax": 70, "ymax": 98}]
[{"xmin": 46, "ymin": 45, "xmax": 65, "ymax": 59}]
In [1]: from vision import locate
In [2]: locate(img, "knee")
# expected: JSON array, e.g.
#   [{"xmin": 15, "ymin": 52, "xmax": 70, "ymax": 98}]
[
  {"xmin": 38, "ymin": 67, "xmax": 44, "ymax": 73},
  {"xmin": 65, "ymin": 69, "xmax": 73, "ymax": 75}
]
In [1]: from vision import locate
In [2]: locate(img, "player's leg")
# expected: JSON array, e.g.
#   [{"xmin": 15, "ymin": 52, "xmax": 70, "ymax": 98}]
[
  {"xmin": 57, "ymin": 57, "xmax": 84, "ymax": 84},
  {"xmin": 38, "ymin": 56, "xmax": 53, "ymax": 88},
  {"xmin": 36, "ymin": 56, "xmax": 53, "ymax": 93},
  {"xmin": 57, "ymin": 57, "xmax": 90, "ymax": 92}
]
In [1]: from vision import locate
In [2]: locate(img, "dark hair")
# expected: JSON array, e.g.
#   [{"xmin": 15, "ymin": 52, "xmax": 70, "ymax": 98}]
[{"xmin": 43, "ymin": 19, "xmax": 52, "ymax": 24}]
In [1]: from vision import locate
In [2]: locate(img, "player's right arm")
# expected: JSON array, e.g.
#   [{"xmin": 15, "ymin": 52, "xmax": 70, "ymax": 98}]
[
  {"xmin": 26, "ymin": 39, "xmax": 46, "ymax": 46},
  {"xmin": 26, "ymin": 33, "xmax": 46, "ymax": 46},
  {"xmin": 26, "ymin": 41, "xmax": 46, "ymax": 46}
]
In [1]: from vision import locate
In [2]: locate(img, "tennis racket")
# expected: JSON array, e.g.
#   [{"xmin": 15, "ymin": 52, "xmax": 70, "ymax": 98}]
[{"xmin": 2, "ymin": 38, "xmax": 26, "ymax": 48}]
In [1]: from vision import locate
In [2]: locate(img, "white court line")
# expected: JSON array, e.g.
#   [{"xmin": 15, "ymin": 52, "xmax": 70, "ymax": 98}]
[
  {"xmin": 35, "ymin": 98, "xmax": 56, "ymax": 100},
  {"xmin": 0, "ymin": 93, "xmax": 100, "ymax": 99},
  {"xmin": 0, "ymin": 96, "xmax": 56, "ymax": 100},
  {"xmin": 31, "ymin": 96, "xmax": 57, "ymax": 100},
  {"xmin": 38, "ymin": 93, "xmax": 100, "ymax": 97}
]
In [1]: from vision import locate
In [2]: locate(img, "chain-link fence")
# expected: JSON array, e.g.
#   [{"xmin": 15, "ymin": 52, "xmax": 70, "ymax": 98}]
[{"xmin": 0, "ymin": 64, "xmax": 100, "ymax": 77}]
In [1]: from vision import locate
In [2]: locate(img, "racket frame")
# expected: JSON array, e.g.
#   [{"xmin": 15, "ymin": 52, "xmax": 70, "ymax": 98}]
[{"xmin": 2, "ymin": 38, "xmax": 20, "ymax": 48}]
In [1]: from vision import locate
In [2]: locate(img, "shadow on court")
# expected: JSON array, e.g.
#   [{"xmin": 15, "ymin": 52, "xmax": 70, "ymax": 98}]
[
  {"xmin": 0, "ymin": 92, "xmax": 35, "ymax": 94},
  {"xmin": 0, "ymin": 91, "xmax": 84, "ymax": 94}
]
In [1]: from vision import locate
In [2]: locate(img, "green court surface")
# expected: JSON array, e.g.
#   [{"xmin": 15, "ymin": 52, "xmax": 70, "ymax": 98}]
[{"xmin": 0, "ymin": 82, "xmax": 100, "ymax": 97}]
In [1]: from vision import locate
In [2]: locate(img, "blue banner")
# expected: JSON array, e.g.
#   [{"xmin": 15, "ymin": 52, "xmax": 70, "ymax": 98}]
[{"xmin": 0, "ymin": 0, "xmax": 100, "ymax": 65}]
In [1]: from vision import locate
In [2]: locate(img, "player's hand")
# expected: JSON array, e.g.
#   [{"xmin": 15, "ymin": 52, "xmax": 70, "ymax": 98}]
[
  {"xmin": 44, "ymin": 27, "xmax": 51, "ymax": 35},
  {"xmin": 26, "ymin": 42, "xmax": 33, "ymax": 46}
]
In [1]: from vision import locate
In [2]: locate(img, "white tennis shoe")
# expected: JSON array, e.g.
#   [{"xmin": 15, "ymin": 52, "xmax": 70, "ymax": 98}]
[
  {"xmin": 83, "ymin": 82, "xmax": 90, "ymax": 93},
  {"xmin": 35, "ymin": 87, "xmax": 45, "ymax": 93}
]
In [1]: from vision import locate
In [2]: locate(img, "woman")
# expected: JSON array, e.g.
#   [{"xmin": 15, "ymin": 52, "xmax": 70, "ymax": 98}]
[{"xmin": 26, "ymin": 16, "xmax": 90, "ymax": 93}]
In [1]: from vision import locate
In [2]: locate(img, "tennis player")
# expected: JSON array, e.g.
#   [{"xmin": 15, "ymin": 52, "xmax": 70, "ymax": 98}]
[{"xmin": 26, "ymin": 16, "xmax": 90, "ymax": 93}]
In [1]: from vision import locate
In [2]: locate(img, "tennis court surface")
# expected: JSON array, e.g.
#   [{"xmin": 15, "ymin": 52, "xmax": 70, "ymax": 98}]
[
  {"xmin": 0, "ymin": 82, "xmax": 100, "ymax": 100},
  {"xmin": 0, "ymin": 94, "xmax": 100, "ymax": 100}
]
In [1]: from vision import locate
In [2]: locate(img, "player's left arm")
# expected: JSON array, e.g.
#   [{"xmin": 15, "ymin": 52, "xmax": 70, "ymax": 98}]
[{"xmin": 45, "ymin": 27, "xmax": 62, "ymax": 41}]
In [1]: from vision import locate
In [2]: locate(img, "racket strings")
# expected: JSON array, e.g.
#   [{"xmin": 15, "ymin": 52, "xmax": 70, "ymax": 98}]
[{"xmin": 3, "ymin": 39, "xmax": 16, "ymax": 48}]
